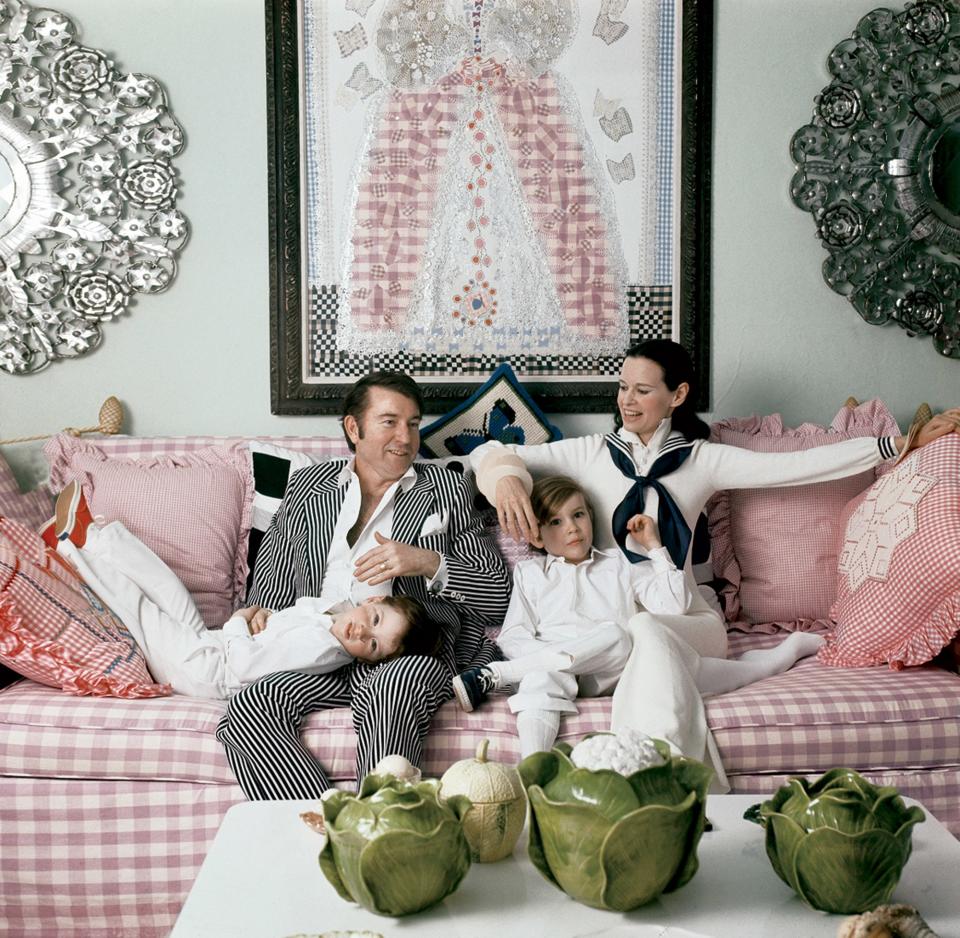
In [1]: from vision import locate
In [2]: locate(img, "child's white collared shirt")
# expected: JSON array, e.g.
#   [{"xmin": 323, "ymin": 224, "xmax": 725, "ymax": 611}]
[
  {"xmin": 497, "ymin": 546, "xmax": 693, "ymax": 659},
  {"xmin": 323, "ymin": 460, "xmax": 447, "ymax": 604},
  {"xmin": 220, "ymin": 596, "xmax": 353, "ymax": 693}
]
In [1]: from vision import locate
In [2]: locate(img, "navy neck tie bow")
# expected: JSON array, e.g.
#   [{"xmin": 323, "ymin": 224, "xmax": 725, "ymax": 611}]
[{"xmin": 605, "ymin": 433, "xmax": 704, "ymax": 569}]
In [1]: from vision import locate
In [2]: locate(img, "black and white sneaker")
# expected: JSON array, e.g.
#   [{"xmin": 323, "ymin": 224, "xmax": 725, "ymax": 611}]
[{"xmin": 452, "ymin": 666, "xmax": 498, "ymax": 712}]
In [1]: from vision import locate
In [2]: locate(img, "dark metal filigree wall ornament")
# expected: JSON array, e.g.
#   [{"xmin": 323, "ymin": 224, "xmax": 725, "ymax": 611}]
[
  {"xmin": 0, "ymin": 0, "xmax": 188, "ymax": 374},
  {"xmin": 790, "ymin": 0, "xmax": 960, "ymax": 359}
]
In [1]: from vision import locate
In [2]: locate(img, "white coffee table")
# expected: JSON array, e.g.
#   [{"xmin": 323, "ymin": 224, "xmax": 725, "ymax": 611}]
[{"xmin": 172, "ymin": 794, "xmax": 960, "ymax": 938}]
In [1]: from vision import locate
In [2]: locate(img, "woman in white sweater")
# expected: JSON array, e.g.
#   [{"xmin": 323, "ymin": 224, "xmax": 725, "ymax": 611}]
[{"xmin": 472, "ymin": 340, "xmax": 960, "ymax": 784}]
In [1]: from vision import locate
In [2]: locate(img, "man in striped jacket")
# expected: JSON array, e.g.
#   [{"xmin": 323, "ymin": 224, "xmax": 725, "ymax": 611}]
[{"xmin": 216, "ymin": 372, "xmax": 510, "ymax": 798}]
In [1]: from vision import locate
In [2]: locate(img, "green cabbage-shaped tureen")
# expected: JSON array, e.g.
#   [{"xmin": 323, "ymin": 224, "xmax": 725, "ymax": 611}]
[
  {"xmin": 518, "ymin": 736, "xmax": 712, "ymax": 911},
  {"xmin": 318, "ymin": 773, "xmax": 472, "ymax": 916},
  {"xmin": 745, "ymin": 767, "xmax": 925, "ymax": 914}
]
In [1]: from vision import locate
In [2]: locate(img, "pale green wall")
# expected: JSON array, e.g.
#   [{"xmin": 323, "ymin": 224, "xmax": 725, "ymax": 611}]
[
  {"xmin": 711, "ymin": 0, "xmax": 958, "ymax": 422},
  {"xmin": 1, "ymin": 0, "xmax": 957, "ymax": 487}
]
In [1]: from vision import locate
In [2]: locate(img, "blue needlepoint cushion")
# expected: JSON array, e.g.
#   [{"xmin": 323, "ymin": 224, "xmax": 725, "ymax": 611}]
[{"xmin": 419, "ymin": 363, "xmax": 563, "ymax": 458}]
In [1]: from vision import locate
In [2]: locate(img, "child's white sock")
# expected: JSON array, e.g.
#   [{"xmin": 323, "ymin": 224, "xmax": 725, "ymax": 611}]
[
  {"xmin": 516, "ymin": 709, "xmax": 561, "ymax": 758},
  {"xmin": 489, "ymin": 652, "xmax": 572, "ymax": 688},
  {"xmin": 695, "ymin": 632, "xmax": 825, "ymax": 697}
]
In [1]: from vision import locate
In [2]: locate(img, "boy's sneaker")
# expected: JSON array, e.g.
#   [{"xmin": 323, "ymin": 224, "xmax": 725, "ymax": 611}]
[
  {"xmin": 42, "ymin": 480, "xmax": 94, "ymax": 549},
  {"xmin": 452, "ymin": 666, "xmax": 498, "ymax": 712}
]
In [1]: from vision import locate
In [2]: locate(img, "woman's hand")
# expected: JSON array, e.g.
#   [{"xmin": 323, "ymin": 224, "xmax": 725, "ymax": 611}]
[
  {"xmin": 495, "ymin": 475, "xmax": 539, "ymax": 544},
  {"xmin": 897, "ymin": 407, "xmax": 960, "ymax": 460},
  {"xmin": 915, "ymin": 408, "xmax": 960, "ymax": 447}
]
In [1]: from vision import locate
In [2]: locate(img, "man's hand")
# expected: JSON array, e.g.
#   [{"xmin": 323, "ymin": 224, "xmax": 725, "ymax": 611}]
[
  {"xmin": 354, "ymin": 530, "xmax": 441, "ymax": 586},
  {"xmin": 235, "ymin": 606, "xmax": 272, "ymax": 635},
  {"xmin": 626, "ymin": 513, "xmax": 662, "ymax": 552},
  {"xmin": 495, "ymin": 475, "xmax": 539, "ymax": 544}
]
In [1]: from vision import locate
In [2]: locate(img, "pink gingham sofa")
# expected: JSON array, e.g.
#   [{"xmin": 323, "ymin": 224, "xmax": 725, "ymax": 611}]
[{"xmin": 1, "ymin": 432, "xmax": 959, "ymax": 938}]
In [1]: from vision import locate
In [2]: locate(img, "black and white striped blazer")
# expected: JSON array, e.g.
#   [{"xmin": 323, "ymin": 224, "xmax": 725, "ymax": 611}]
[{"xmin": 247, "ymin": 460, "xmax": 511, "ymax": 670}]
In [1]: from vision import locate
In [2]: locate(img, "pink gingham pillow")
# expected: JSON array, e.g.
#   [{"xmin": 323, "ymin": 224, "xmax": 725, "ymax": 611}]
[
  {"xmin": 819, "ymin": 434, "xmax": 960, "ymax": 670},
  {"xmin": 0, "ymin": 450, "xmax": 53, "ymax": 529},
  {"xmin": 44, "ymin": 435, "xmax": 253, "ymax": 628},
  {"xmin": 707, "ymin": 400, "xmax": 899, "ymax": 630},
  {"xmin": 0, "ymin": 517, "xmax": 169, "ymax": 697}
]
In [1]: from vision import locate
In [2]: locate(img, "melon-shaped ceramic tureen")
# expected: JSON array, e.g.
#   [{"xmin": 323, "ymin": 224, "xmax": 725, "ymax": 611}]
[{"xmin": 440, "ymin": 739, "xmax": 527, "ymax": 862}]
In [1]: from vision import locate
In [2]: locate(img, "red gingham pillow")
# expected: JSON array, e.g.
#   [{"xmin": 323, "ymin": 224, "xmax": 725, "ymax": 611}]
[
  {"xmin": 0, "ymin": 517, "xmax": 169, "ymax": 697},
  {"xmin": 819, "ymin": 434, "xmax": 960, "ymax": 670},
  {"xmin": 707, "ymin": 400, "xmax": 899, "ymax": 630},
  {"xmin": 44, "ymin": 435, "xmax": 253, "ymax": 628}
]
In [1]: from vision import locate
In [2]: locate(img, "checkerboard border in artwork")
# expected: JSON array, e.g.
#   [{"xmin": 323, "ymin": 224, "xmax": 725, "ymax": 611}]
[{"xmin": 306, "ymin": 284, "xmax": 671, "ymax": 379}]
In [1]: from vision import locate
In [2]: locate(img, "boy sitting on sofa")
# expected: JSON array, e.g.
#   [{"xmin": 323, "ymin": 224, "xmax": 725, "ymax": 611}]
[
  {"xmin": 48, "ymin": 481, "xmax": 438, "ymax": 699},
  {"xmin": 453, "ymin": 474, "xmax": 696, "ymax": 756},
  {"xmin": 453, "ymin": 474, "xmax": 824, "ymax": 757}
]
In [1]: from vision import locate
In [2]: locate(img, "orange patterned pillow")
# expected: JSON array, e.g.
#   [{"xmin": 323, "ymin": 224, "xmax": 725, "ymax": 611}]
[{"xmin": 0, "ymin": 517, "xmax": 170, "ymax": 697}]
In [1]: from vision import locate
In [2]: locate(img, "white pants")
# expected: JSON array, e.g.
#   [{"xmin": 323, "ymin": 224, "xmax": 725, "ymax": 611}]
[
  {"xmin": 610, "ymin": 607, "xmax": 824, "ymax": 790},
  {"xmin": 500, "ymin": 625, "xmax": 633, "ymax": 715},
  {"xmin": 493, "ymin": 625, "xmax": 632, "ymax": 757},
  {"xmin": 58, "ymin": 523, "xmax": 232, "ymax": 699},
  {"xmin": 611, "ymin": 608, "xmax": 725, "ymax": 783}
]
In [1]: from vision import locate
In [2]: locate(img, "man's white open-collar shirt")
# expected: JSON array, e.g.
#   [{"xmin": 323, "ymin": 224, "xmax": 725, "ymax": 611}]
[{"xmin": 322, "ymin": 459, "xmax": 447, "ymax": 604}]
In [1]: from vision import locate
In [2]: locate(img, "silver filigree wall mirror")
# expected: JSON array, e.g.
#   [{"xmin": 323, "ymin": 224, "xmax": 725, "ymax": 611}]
[
  {"xmin": 0, "ymin": 0, "xmax": 188, "ymax": 375},
  {"xmin": 791, "ymin": 0, "xmax": 960, "ymax": 358}
]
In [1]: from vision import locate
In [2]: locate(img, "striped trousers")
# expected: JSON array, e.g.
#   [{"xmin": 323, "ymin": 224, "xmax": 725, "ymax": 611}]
[{"xmin": 216, "ymin": 637, "xmax": 500, "ymax": 799}]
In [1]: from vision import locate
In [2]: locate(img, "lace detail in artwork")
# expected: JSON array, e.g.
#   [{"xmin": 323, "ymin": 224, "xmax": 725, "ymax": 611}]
[
  {"xmin": 336, "ymin": 0, "xmax": 629, "ymax": 357},
  {"xmin": 375, "ymin": 0, "xmax": 470, "ymax": 89}
]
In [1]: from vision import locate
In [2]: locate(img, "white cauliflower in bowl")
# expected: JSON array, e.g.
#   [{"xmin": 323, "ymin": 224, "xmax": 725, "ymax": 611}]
[{"xmin": 570, "ymin": 728, "xmax": 666, "ymax": 775}]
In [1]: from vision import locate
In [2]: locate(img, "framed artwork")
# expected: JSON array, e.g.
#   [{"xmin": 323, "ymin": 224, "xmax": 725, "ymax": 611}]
[{"xmin": 266, "ymin": 0, "xmax": 713, "ymax": 414}]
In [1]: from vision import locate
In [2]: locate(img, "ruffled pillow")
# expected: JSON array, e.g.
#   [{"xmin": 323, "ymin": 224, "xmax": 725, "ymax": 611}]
[
  {"xmin": 707, "ymin": 400, "xmax": 899, "ymax": 631},
  {"xmin": 820, "ymin": 434, "xmax": 960, "ymax": 669},
  {"xmin": 0, "ymin": 450, "xmax": 53, "ymax": 529},
  {"xmin": 0, "ymin": 517, "xmax": 169, "ymax": 697},
  {"xmin": 44, "ymin": 435, "xmax": 253, "ymax": 629}
]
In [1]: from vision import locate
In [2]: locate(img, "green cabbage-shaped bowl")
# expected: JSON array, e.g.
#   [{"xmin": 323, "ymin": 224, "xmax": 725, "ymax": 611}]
[
  {"xmin": 518, "ymin": 739, "xmax": 712, "ymax": 911},
  {"xmin": 744, "ymin": 768, "xmax": 925, "ymax": 914},
  {"xmin": 318, "ymin": 774, "xmax": 472, "ymax": 917}
]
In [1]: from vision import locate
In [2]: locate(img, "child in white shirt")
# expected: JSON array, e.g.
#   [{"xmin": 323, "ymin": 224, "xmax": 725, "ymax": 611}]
[
  {"xmin": 52, "ymin": 483, "xmax": 435, "ymax": 700},
  {"xmin": 452, "ymin": 474, "xmax": 694, "ymax": 756}
]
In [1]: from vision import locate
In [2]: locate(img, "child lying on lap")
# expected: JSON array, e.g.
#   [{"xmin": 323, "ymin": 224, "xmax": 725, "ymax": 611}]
[{"xmin": 50, "ymin": 481, "xmax": 437, "ymax": 700}]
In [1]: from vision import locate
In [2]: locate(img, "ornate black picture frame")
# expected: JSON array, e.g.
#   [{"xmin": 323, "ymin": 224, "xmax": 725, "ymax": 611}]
[{"xmin": 265, "ymin": 0, "xmax": 713, "ymax": 414}]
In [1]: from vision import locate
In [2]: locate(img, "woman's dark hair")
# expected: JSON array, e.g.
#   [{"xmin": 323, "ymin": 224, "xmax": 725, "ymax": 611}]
[
  {"xmin": 381, "ymin": 595, "xmax": 442, "ymax": 659},
  {"xmin": 340, "ymin": 371, "xmax": 424, "ymax": 452},
  {"xmin": 614, "ymin": 339, "xmax": 710, "ymax": 441}
]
